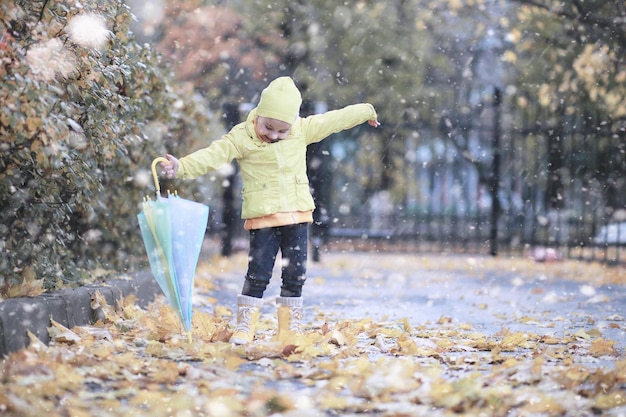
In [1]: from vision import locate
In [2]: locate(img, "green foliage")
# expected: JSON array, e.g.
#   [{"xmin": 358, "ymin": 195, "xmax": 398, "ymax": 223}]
[
  {"xmin": 0, "ymin": 0, "xmax": 211, "ymax": 292},
  {"xmin": 508, "ymin": 0, "xmax": 626, "ymax": 123}
]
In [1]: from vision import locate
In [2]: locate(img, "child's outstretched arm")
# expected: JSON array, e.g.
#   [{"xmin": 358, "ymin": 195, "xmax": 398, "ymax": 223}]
[{"xmin": 302, "ymin": 103, "xmax": 380, "ymax": 144}]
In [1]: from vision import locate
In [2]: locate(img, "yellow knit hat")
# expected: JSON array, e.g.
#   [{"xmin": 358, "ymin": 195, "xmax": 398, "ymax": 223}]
[{"xmin": 256, "ymin": 77, "xmax": 302, "ymax": 124}]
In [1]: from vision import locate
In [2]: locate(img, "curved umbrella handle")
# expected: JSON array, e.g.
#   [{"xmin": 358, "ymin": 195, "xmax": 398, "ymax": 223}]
[{"xmin": 151, "ymin": 157, "xmax": 170, "ymax": 196}]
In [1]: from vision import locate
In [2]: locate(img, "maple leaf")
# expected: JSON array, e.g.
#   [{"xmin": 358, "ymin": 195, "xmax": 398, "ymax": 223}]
[
  {"xmin": 6, "ymin": 267, "xmax": 45, "ymax": 298},
  {"xmin": 594, "ymin": 392, "xmax": 626, "ymax": 410},
  {"xmin": 589, "ymin": 338, "xmax": 619, "ymax": 357},
  {"xmin": 48, "ymin": 320, "xmax": 81, "ymax": 344}
]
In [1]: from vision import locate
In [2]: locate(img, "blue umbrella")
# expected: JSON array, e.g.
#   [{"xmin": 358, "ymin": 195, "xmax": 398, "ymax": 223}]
[{"xmin": 137, "ymin": 157, "xmax": 209, "ymax": 342}]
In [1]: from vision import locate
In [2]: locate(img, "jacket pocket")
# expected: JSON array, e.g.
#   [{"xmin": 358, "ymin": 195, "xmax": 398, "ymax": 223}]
[
  {"xmin": 241, "ymin": 180, "xmax": 280, "ymax": 218},
  {"xmin": 294, "ymin": 176, "xmax": 315, "ymax": 209}
]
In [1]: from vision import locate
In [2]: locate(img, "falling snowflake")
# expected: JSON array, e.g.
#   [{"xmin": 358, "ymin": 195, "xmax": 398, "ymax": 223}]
[
  {"xmin": 26, "ymin": 38, "xmax": 76, "ymax": 80},
  {"xmin": 134, "ymin": 169, "xmax": 152, "ymax": 188},
  {"xmin": 66, "ymin": 14, "xmax": 111, "ymax": 49}
]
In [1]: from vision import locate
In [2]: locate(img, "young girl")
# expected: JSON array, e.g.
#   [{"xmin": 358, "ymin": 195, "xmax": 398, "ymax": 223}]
[{"xmin": 162, "ymin": 76, "xmax": 379, "ymax": 344}]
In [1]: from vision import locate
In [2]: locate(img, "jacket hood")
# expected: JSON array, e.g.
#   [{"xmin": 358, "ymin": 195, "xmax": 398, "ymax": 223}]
[{"xmin": 255, "ymin": 76, "xmax": 302, "ymax": 124}]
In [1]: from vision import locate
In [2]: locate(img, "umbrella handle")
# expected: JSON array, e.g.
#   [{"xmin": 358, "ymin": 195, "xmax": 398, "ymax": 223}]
[{"xmin": 151, "ymin": 157, "xmax": 170, "ymax": 196}]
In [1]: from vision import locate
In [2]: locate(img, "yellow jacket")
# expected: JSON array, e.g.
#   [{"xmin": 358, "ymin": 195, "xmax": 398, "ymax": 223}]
[{"xmin": 176, "ymin": 103, "xmax": 377, "ymax": 223}]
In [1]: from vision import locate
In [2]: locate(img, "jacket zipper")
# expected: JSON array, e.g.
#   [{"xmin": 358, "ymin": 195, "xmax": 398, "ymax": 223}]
[{"xmin": 275, "ymin": 142, "xmax": 288, "ymax": 209}]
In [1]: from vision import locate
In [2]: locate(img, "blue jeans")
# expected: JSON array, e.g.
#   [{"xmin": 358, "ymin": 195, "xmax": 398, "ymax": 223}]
[{"xmin": 241, "ymin": 223, "xmax": 308, "ymax": 298}]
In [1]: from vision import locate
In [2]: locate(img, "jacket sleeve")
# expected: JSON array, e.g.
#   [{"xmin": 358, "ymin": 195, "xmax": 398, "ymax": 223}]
[
  {"xmin": 176, "ymin": 134, "xmax": 241, "ymax": 179},
  {"xmin": 300, "ymin": 103, "xmax": 377, "ymax": 145}
]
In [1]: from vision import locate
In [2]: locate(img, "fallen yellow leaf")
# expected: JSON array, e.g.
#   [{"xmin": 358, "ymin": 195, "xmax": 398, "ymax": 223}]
[
  {"xmin": 589, "ymin": 338, "xmax": 618, "ymax": 357},
  {"xmin": 594, "ymin": 391, "xmax": 626, "ymax": 410},
  {"xmin": 48, "ymin": 320, "xmax": 81, "ymax": 344}
]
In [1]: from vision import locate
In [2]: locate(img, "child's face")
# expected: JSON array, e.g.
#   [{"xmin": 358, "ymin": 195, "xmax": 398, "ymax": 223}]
[{"xmin": 254, "ymin": 116, "xmax": 292, "ymax": 143}]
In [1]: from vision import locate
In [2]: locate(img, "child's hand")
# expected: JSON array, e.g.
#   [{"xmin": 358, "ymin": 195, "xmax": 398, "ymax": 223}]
[
  {"xmin": 368, "ymin": 119, "xmax": 380, "ymax": 128},
  {"xmin": 162, "ymin": 154, "xmax": 179, "ymax": 178}
]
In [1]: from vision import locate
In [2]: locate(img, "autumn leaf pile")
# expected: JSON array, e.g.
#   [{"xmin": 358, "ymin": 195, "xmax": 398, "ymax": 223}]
[{"xmin": 1, "ymin": 254, "xmax": 625, "ymax": 417}]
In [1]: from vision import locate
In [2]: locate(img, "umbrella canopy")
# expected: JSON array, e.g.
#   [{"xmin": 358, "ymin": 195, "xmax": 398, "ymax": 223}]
[{"xmin": 137, "ymin": 157, "xmax": 209, "ymax": 341}]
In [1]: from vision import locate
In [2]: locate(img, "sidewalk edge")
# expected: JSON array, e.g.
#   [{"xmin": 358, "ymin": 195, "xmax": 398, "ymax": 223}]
[{"xmin": 0, "ymin": 272, "xmax": 160, "ymax": 358}]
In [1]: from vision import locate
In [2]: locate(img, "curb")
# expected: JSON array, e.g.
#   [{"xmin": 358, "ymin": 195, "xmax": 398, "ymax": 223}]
[{"xmin": 0, "ymin": 272, "xmax": 161, "ymax": 357}]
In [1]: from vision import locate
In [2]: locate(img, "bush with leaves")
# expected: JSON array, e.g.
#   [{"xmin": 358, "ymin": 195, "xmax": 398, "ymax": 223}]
[{"xmin": 0, "ymin": 0, "xmax": 212, "ymax": 293}]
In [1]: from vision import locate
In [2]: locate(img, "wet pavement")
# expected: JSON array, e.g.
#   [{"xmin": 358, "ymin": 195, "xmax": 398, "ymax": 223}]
[{"xmin": 202, "ymin": 252, "xmax": 626, "ymax": 351}]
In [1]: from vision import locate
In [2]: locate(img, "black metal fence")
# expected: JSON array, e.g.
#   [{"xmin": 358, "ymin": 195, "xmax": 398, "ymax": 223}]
[{"xmin": 324, "ymin": 112, "xmax": 626, "ymax": 265}]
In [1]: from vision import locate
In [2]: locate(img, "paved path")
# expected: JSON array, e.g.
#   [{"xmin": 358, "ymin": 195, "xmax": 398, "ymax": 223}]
[{"xmin": 202, "ymin": 252, "xmax": 626, "ymax": 351}]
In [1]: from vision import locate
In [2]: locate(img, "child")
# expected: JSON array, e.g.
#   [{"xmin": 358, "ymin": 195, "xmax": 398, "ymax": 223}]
[{"xmin": 162, "ymin": 76, "xmax": 379, "ymax": 344}]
